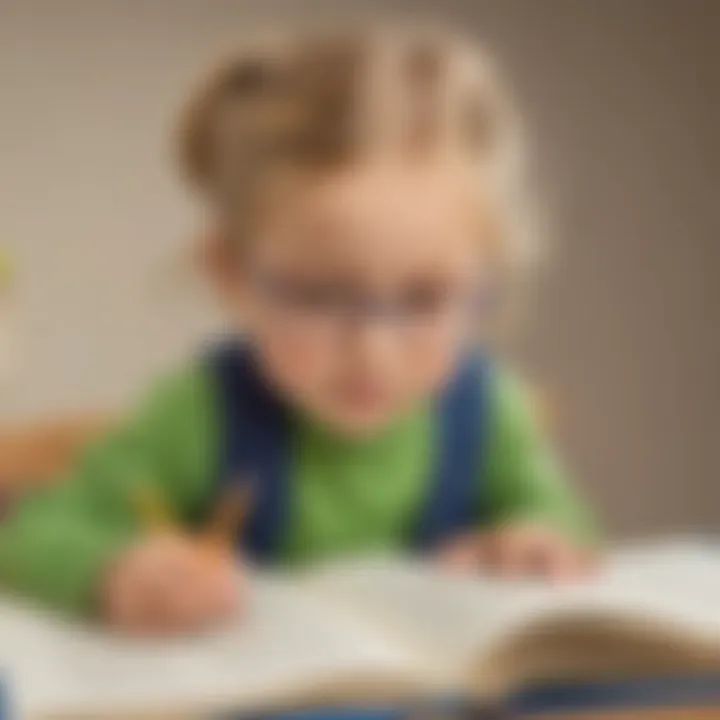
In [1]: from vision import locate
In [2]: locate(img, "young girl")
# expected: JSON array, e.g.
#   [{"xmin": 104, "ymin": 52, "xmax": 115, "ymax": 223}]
[{"xmin": 0, "ymin": 29, "xmax": 595, "ymax": 633}]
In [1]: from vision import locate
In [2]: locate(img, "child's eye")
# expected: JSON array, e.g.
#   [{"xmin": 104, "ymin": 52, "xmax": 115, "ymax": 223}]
[
  {"xmin": 291, "ymin": 284, "xmax": 346, "ymax": 310},
  {"xmin": 266, "ymin": 276, "xmax": 347, "ymax": 311},
  {"xmin": 399, "ymin": 284, "xmax": 453, "ymax": 315}
]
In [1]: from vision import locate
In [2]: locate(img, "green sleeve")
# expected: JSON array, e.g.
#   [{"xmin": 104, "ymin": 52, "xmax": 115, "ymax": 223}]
[
  {"xmin": 483, "ymin": 367, "xmax": 597, "ymax": 545},
  {"xmin": 0, "ymin": 364, "xmax": 218, "ymax": 616}
]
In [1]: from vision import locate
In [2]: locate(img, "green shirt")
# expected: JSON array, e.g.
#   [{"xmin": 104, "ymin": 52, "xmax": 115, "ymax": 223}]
[{"xmin": 0, "ymin": 362, "xmax": 594, "ymax": 615}]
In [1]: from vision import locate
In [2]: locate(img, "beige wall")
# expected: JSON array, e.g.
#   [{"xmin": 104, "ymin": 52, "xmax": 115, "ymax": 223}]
[{"xmin": 1, "ymin": 0, "xmax": 718, "ymax": 535}]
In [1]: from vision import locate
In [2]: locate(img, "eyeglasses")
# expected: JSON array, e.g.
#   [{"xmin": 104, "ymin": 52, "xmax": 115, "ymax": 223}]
[{"xmin": 250, "ymin": 270, "xmax": 497, "ymax": 342}]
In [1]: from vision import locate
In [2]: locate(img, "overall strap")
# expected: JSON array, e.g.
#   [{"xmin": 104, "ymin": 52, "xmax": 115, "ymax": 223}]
[
  {"xmin": 414, "ymin": 355, "xmax": 491, "ymax": 550},
  {"xmin": 208, "ymin": 341, "xmax": 491, "ymax": 560},
  {"xmin": 206, "ymin": 341, "xmax": 291, "ymax": 562}
]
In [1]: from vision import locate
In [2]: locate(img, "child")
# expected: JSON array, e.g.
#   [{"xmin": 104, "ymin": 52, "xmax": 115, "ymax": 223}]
[{"xmin": 0, "ymin": 29, "xmax": 595, "ymax": 634}]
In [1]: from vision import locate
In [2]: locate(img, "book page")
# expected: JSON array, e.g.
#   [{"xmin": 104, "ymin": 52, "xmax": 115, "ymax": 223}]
[
  {"xmin": 551, "ymin": 538, "xmax": 720, "ymax": 642},
  {"xmin": 4, "ymin": 540, "xmax": 718, "ymax": 717},
  {"xmin": 304, "ymin": 554, "xmax": 554, "ymax": 681},
  {"xmin": 304, "ymin": 540, "xmax": 720, "ymax": 685},
  {"xmin": 478, "ymin": 539, "xmax": 720, "ymax": 693},
  {"xmin": 0, "ymin": 572, "xmax": 420, "ymax": 719}
]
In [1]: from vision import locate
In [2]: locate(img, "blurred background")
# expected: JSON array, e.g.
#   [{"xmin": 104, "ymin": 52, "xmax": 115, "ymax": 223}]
[{"xmin": 0, "ymin": 0, "xmax": 718, "ymax": 536}]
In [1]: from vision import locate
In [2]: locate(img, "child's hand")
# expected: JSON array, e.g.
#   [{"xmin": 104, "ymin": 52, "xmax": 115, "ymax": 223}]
[
  {"xmin": 102, "ymin": 532, "xmax": 242, "ymax": 634},
  {"xmin": 437, "ymin": 523, "xmax": 596, "ymax": 581}
]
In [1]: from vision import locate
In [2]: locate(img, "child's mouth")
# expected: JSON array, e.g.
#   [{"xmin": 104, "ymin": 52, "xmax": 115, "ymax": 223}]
[{"xmin": 333, "ymin": 380, "xmax": 392, "ymax": 414}]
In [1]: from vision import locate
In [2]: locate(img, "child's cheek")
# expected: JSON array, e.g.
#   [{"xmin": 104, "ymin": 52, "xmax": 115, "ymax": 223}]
[
  {"xmin": 408, "ymin": 341, "xmax": 459, "ymax": 400},
  {"xmin": 253, "ymin": 328, "xmax": 333, "ymax": 401}
]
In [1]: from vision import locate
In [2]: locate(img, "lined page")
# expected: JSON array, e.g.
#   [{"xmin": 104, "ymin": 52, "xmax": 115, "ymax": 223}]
[
  {"xmin": 305, "ymin": 541, "xmax": 720, "ymax": 675},
  {"xmin": 0, "ymin": 572, "xmax": 415, "ymax": 718}
]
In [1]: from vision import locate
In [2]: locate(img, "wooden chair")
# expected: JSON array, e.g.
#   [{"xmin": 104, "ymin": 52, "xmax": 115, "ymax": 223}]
[{"xmin": 0, "ymin": 412, "xmax": 113, "ymax": 494}]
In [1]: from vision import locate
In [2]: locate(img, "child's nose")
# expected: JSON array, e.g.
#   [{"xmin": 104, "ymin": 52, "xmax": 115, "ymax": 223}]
[{"xmin": 348, "ymin": 313, "xmax": 400, "ymax": 363}]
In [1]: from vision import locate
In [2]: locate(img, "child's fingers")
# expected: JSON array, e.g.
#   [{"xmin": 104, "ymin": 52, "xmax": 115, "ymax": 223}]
[
  {"xmin": 154, "ymin": 551, "xmax": 240, "ymax": 629},
  {"xmin": 530, "ymin": 539, "xmax": 595, "ymax": 582},
  {"xmin": 563, "ymin": 545, "xmax": 600, "ymax": 580},
  {"xmin": 129, "ymin": 571, "xmax": 213, "ymax": 633},
  {"xmin": 104, "ymin": 532, "xmax": 244, "ymax": 634},
  {"xmin": 437, "ymin": 526, "xmax": 598, "ymax": 584},
  {"xmin": 112, "ymin": 580, "xmax": 181, "ymax": 635},
  {"xmin": 477, "ymin": 527, "xmax": 582, "ymax": 581},
  {"xmin": 110, "ymin": 573, "xmax": 178, "ymax": 634},
  {"xmin": 435, "ymin": 532, "xmax": 483, "ymax": 573},
  {"xmin": 106, "ymin": 574, "xmax": 144, "ymax": 632},
  {"xmin": 510, "ymin": 533, "xmax": 565, "ymax": 578},
  {"xmin": 203, "ymin": 562, "xmax": 240, "ymax": 618},
  {"xmin": 105, "ymin": 540, "xmax": 208, "ymax": 633},
  {"xmin": 533, "ymin": 542, "xmax": 576, "ymax": 582},
  {"xmin": 156, "ymin": 560, "xmax": 234, "ymax": 628},
  {"xmin": 493, "ymin": 532, "xmax": 532, "ymax": 578},
  {"xmin": 163, "ymin": 577, "xmax": 209, "ymax": 629},
  {"xmin": 471, "ymin": 529, "xmax": 522, "ymax": 576}
]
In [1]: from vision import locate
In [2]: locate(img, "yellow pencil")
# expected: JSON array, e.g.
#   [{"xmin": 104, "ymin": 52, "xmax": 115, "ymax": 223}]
[
  {"xmin": 202, "ymin": 479, "xmax": 253, "ymax": 552},
  {"xmin": 130, "ymin": 483, "xmax": 175, "ymax": 531},
  {"xmin": 129, "ymin": 478, "xmax": 251, "ymax": 556}
]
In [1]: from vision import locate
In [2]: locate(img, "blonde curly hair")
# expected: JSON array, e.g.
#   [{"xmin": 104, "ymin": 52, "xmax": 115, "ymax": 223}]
[{"xmin": 179, "ymin": 27, "xmax": 536, "ymax": 273}]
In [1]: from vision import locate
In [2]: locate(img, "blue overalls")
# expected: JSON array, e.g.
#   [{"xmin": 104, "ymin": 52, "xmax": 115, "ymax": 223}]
[{"xmin": 206, "ymin": 342, "xmax": 491, "ymax": 562}]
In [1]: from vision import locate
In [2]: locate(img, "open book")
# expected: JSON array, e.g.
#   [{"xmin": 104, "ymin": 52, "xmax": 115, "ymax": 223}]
[{"xmin": 2, "ymin": 538, "xmax": 720, "ymax": 719}]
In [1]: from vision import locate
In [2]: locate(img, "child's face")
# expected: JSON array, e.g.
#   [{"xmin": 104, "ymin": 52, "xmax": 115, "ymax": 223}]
[{"xmin": 233, "ymin": 163, "xmax": 488, "ymax": 436}]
